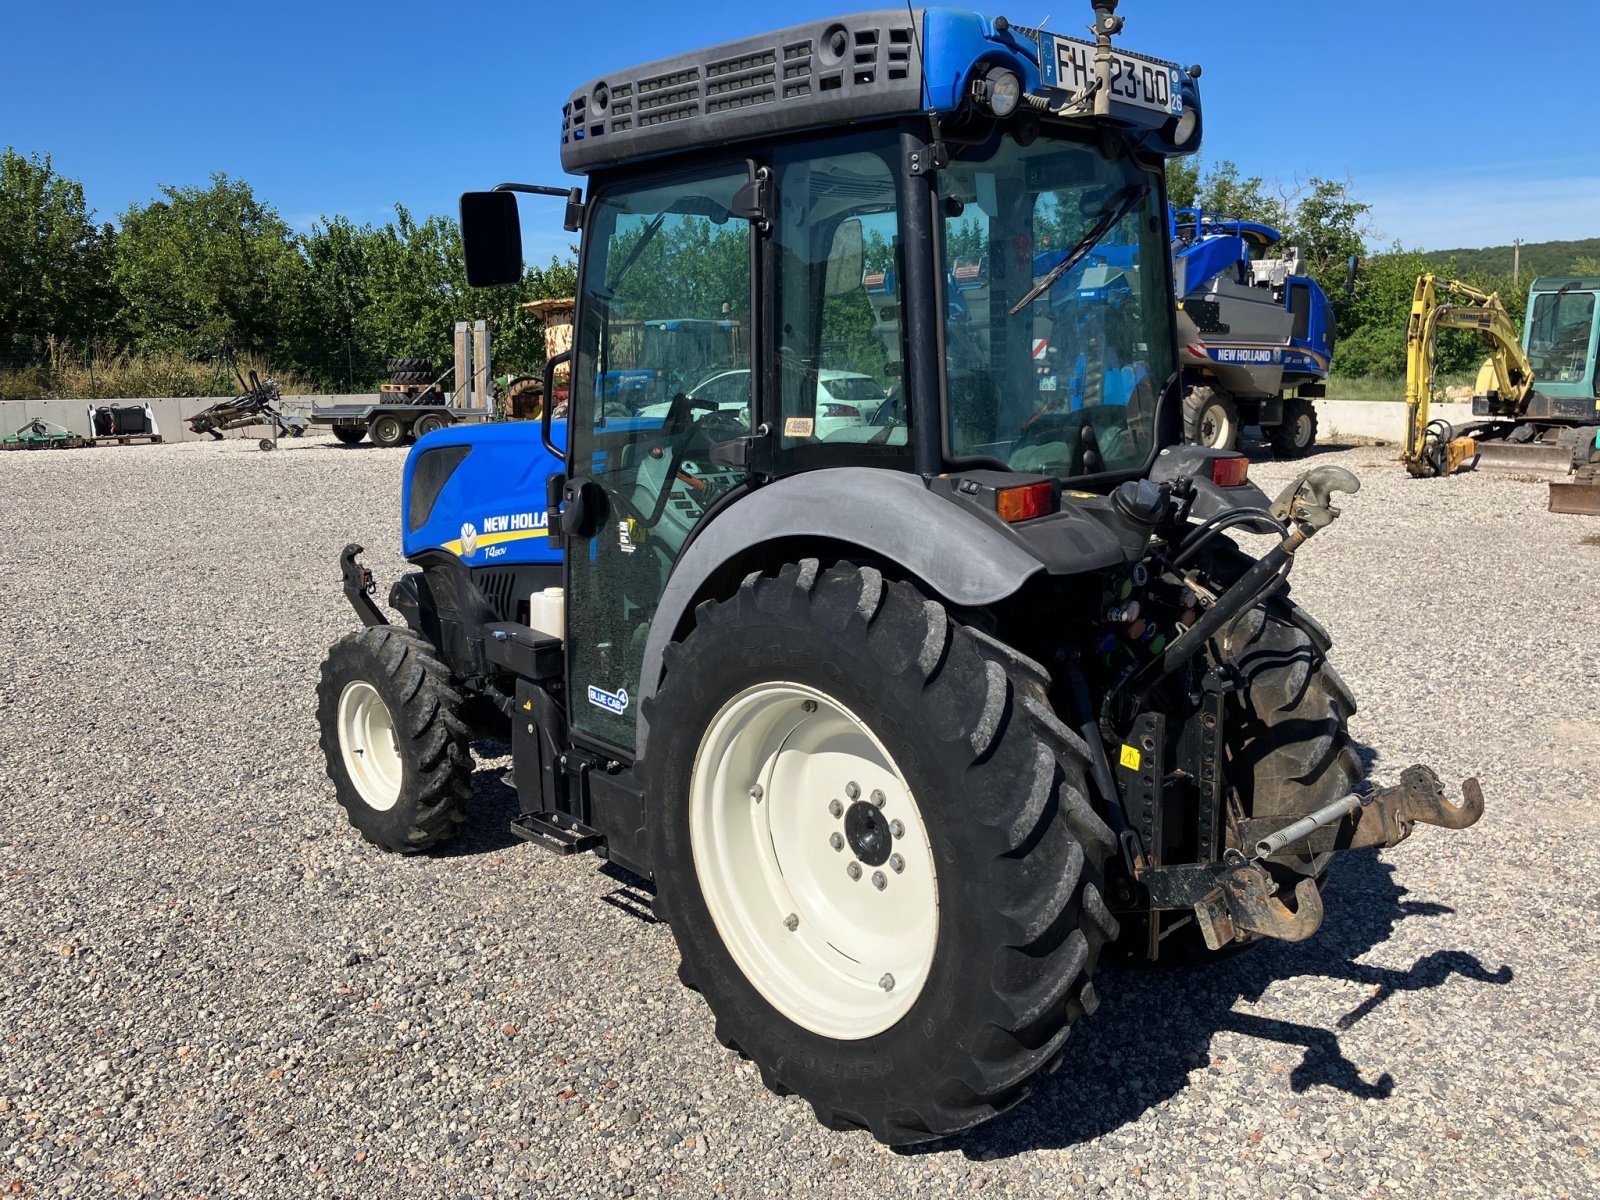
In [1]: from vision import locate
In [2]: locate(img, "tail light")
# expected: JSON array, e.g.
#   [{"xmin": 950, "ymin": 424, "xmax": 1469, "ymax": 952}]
[
  {"xmin": 1211, "ymin": 456, "xmax": 1250, "ymax": 487},
  {"xmin": 820, "ymin": 403, "xmax": 860, "ymax": 419},
  {"xmin": 997, "ymin": 480, "xmax": 1054, "ymax": 523}
]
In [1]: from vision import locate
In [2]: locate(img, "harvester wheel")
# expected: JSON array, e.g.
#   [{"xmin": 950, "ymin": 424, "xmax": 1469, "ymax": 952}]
[
  {"xmin": 370, "ymin": 415, "xmax": 407, "ymax": 448},
  {"xmin": 332, "ymin": 425, "xmax": 366, "ymax": 446},
  {"xmin": 316, "ymin": 626, "xmax": 472, "ymax": 853},
  {"xmin": 643, "ymin": 561, "xmax": 1117, "ymax": 1145},
  {"xmin": 1267, "ymin": 397, "xmax": 1318, "ymax": 459},
  {"xmin": 1183, "ymin": 385, "xmax": 1239, "ymax": 451}
]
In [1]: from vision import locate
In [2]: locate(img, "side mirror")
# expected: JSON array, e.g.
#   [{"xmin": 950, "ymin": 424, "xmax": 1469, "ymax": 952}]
[
  {"xmin": 460, "ymin": 191, "xmax": 524, "ymax": 288},
  {"xmin": 1344, "ymin": 254, "xmax": 1359, "ymax": 298},
  {"xmin": 824, "ymin": 219, "xmax": 865, "ymax": 297}
]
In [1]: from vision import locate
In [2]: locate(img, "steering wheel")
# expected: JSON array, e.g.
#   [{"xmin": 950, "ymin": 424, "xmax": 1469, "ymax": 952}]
[{"xmin": 1010, "ymin": 410, "xmax": 1091, "ymax": 476}]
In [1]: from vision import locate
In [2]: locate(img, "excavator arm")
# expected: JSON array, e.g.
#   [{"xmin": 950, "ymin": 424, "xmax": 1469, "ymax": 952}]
[{"xmin": 1402, "ymin": 273, "xmax": 1535, "ymax": 477}]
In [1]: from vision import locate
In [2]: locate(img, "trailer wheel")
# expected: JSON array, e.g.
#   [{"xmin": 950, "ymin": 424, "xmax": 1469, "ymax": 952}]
[
  {"xmin": 413, "ymin": 413, "xmax": 448, "ymax": 438},
  {"xmin": 317, "ymin": 626, "xmax": 472, "ymax": 853},
  {"xmin": 643, "ymin": 561, "xmax": 1117, "ymax": 1145},
  {"xmin": 1183, "ymin": 385, "xmax": 1239, "ymax": 451},
  {"xmin": 1266, "ymin": 397, "xmax": 1318, "ymax": 459},
  {"xmin": 332, "ymin": 425, "xmax": 366, "ymax": 446},
  {"xmin": 370, "ymin": 415, "xmax": 407, "ymax": 448}
]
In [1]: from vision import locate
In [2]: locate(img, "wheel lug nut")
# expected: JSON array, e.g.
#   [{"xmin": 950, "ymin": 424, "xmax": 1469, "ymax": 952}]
[
  {"xmin": 844, "ymin": 781, "xmax": 860, "ymax": 800},
  {"xmin": 828, "ymin": 798, "xmax": 843, "ymax": 818},
  {"xmin": 889, "ymin": 854, "xmax": 904, "ymax": 873},
  {"xmin": 871, "ymin": 871, "xmax": 886, "ymax": 890},
  {"xmin": 784, "ymin": 913, "xmax": 799, "ymax": 931},
  {"xmin": 890, "ymin": 820, "xmax": 904, "ymax": 839},
  {"xmin": 870, "ymin": 788, "xmax": 885, "ymax": 808},
  {"xmin": 748, "ymin": 784, "xmax": 764, "ymax": 802},
  {"xmin": 879, "ymin": 973, "xmax": 895, "ymax": 992},
  {"xmin": 829, "ymin": 832, "xmax": 844, "ymax": 852},
  {"xmin": 847, "ymin": 862, "xmax": 862, "ymax": 881}
]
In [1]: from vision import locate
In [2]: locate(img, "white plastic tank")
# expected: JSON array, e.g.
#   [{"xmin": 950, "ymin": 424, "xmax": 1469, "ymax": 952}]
[{"xmin": 528, "ymin": 587, "xmax": 565, "ymax": 642}]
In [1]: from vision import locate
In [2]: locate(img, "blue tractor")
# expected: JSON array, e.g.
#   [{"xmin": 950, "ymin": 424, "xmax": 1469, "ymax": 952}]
[
  {"xmin": 1172, "ymin": 209, "xmax": 1339, "ymax": 456},
  {"xmin": 315, "ymin": 2, "xmax": 1482, "ymax": 1145}
]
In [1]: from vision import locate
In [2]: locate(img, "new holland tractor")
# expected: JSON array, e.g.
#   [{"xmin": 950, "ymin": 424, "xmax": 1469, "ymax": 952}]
[{"xmin": 316, "ymin": 3, "xmax": 1484, "ymax": 1145}]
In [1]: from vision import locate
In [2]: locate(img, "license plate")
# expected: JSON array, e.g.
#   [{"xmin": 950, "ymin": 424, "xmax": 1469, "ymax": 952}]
[{"xmin": 1041, "ymin": 34, "xmax": 1182, "ymax": 117}]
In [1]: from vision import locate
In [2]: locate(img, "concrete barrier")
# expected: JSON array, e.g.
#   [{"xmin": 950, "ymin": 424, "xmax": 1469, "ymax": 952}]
[
  {"xmin": 0, "ymin": 395, "xmax": 376, "ymax": 444},
  {"xmin": 1315, "ymin": 400, "xmax": 1472, "ymax": 444}
]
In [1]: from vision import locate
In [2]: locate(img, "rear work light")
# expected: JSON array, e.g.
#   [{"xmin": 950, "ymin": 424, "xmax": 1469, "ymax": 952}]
[
  {"xmin": 1211, "ymin": 456, "xmax": 1250, "ymax": 487},
  {"xmin": 997, "ymin": 480, "xmax": 1054, "ymax": 523}
]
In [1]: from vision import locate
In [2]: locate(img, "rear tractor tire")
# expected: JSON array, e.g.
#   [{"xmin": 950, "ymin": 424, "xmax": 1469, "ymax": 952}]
[
  {"xmin": 642, "ymin": 561, "xmax": 1118, "ymax": 1145},
  {"xmin": 1183, "ymin": 385, "xmax": 1239, "ymax": 451},
  {"xmin": 316, "ymin": 626, "xmax": 472, "ymax": 853}
]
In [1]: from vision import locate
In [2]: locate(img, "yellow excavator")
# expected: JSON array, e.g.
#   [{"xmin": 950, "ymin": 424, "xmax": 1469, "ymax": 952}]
[{"xmin": 1403, "ymin": 272, "xmax": 1600, "ymax": 511}]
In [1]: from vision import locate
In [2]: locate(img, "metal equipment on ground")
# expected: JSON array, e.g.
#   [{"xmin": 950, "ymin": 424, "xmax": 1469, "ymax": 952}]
[
  {"xmin": 314, "ymin": 4, "xmax": 1485, "ymax": 1146},
  {"xmin": 1403, "ymin": 272, "xmax": 1600, "ymax": 512},
  {"xmin": 187, "ymin": 370, "xmax": 304, "ymax": 451},
  {"xmin": 0, "ymin": 417, "xmax": 86, "ymax": 451}
]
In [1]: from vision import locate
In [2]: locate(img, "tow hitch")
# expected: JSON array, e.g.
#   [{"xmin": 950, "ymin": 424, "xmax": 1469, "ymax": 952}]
[{"xmin": 1189, "ymin": 766, "xmax": 1485, "ymax": 950}]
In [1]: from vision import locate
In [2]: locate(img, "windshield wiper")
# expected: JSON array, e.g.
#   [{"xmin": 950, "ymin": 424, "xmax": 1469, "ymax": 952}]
[
  {"xmin": 1008, "ymin": 184, "xmax": 1144, "ymax": 317},
  {"xmin": 605, "ymin": 211, "xmax": 668, "ymax": 294}
]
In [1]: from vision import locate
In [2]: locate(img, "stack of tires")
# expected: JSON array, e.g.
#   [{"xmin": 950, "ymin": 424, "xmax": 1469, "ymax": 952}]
[{"xmin": 386, "ymin": 358, "xmax": 435, "ymax": 390}]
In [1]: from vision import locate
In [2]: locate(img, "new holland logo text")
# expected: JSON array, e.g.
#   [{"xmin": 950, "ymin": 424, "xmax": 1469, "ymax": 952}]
[{"xmin": 586, "ymin": 685, "xmax": 629, "ymax": 715}]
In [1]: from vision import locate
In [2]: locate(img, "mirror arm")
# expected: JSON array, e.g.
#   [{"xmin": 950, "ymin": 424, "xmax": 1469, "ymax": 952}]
[{"xmin": 493, "ymin": 183, "xmax": 586, "ymax": 234}]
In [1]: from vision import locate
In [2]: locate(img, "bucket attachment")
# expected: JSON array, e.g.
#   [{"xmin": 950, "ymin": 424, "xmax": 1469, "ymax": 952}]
[
  {"xmin": 1471, "ymin": 439, "xmax": 1577, "ymax": 477},
  {"xmin": 1550, "ymin": 473, "xmax": 1600, "ymax": 515}
]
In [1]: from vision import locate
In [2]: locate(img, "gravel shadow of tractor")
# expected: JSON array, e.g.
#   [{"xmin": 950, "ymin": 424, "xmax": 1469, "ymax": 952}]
[{"xmin": 920, "ymin": 825, "xmax": 1513, "ymax": 1159}]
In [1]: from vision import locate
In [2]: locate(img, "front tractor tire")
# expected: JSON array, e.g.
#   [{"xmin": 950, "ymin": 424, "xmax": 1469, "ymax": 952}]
[
  {"xmin": 1222, "ymin": 595, "xmax": 1361, "ymax": 876},
  {"xmin": 643, "ymin": 561, "xmax": 1117, "ymax": 1145},
  {"xmin": 316, "ymin": 626, "xmax": 472, "ymax": 853}
]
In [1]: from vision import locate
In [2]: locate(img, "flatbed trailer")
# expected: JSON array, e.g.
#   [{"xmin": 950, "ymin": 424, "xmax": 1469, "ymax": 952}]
[{"xmin": 309, "ymin": 400, "xmax": 493, "ymax": 447}]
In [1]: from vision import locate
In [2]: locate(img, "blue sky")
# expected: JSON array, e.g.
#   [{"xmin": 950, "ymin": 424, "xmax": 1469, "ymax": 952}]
[{"xmin": 5, "ymin": 1, "xmax": 1598, "ymax": 260}]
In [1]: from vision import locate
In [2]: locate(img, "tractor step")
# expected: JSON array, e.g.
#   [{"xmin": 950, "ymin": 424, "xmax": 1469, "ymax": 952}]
[{"xmin": 509, "ymin": 811, "xmax": 604, "ymax": 856}]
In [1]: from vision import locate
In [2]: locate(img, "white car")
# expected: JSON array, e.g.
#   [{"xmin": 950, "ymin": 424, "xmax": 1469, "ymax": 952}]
[{"xmin": 637, "ymin": 369, "xmax": 885, "ymax": 440}]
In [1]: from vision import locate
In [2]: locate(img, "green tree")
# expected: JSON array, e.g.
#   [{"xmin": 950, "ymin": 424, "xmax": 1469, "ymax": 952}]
[
  {"xmin": 0, "ymin": 148, "xmax": 118, "ymax": 363},
  {"xmin": 1165, "ymin": 157, "xmax": 1199, "ymax": 212},
  {"xmin": 114, "ymin": 174, "xmax": 303, "ymax": 359}
]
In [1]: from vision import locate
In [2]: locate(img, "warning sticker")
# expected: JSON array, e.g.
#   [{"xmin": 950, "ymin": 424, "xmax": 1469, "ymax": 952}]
[{"xmin": 1119, "ymin": 744, "xmax": 1142, "ymax": 771}]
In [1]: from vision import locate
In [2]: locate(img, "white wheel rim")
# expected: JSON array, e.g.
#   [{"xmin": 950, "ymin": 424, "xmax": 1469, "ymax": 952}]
[
  {"xmin": 689, "ymin": 682, "xmax": 938, "ymax": 1040},
  {"xmin": 1201, "ymin": 401, "xmax": 1232, "ymax": 447},
  {"xmin": 1293, "ymin": 411, "xmax": 1313, "ymax": 448},
  {"xmin": 337, "ymin": 681, "xmax": 403, "ymax": 811}
]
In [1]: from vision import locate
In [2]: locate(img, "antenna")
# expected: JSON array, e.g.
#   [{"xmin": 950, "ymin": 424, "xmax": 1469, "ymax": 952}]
[{"xmin": 903, "ymin": 1, "xmax": 928, "ymax": 109}]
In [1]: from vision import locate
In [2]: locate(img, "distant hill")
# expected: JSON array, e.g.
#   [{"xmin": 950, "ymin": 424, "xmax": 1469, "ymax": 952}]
[{"xmin": 1422, "ymin": 237, "xmax": 1600, "ymax": 278}]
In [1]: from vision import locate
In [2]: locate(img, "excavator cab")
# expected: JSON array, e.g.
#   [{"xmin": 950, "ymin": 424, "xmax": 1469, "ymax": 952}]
[{"xmin": 1522, "ymin": 277, "xmax": 1600, "ymax": 398}]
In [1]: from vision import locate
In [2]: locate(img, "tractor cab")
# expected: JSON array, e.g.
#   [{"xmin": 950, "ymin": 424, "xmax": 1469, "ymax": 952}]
[{"xmin": 462, "ymin": 5, "xmax": 1204, "ymax": 752}]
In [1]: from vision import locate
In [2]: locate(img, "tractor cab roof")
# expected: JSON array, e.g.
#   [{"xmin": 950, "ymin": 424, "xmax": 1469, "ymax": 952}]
[{"xmin": 560, "ymin": 7, "xmax": 1200, "ymax": 174}]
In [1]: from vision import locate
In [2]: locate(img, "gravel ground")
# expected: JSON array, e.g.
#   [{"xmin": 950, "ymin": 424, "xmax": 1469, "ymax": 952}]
[{"xmin": 1, "ymin": 432, "xmax": 1597, "ymax": 1199}]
